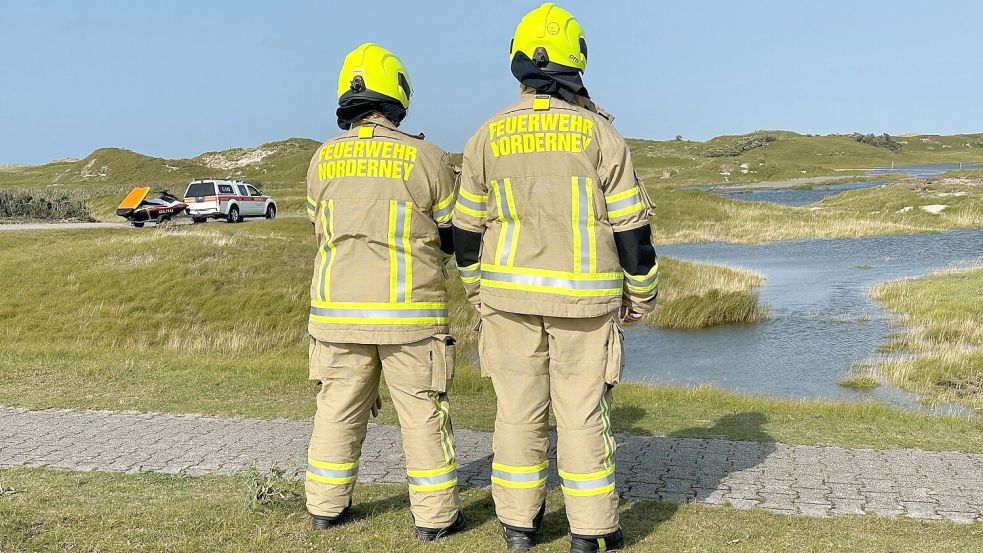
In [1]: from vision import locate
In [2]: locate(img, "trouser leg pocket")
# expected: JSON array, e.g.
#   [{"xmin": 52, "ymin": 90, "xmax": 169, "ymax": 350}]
[
  {"xmin": 430, "ymin": 334, "xmax": 456, "ymax": 393},
  {"xmin": 604, "ymin": 320, "xmax": 624, "ymax": 386}
]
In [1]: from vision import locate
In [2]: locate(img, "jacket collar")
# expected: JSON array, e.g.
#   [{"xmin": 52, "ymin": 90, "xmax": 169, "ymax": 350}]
[{"xmin": 519, "ymin": 85, "xmax": 614, "ymax": 122}]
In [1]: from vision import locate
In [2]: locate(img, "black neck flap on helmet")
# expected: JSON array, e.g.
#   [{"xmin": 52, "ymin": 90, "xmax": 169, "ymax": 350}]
[
  {"xmin": 511, "ymin": 51, "xmax": 589, "ymax": 105},
  {"xmin": 336, "ymin": 85, "xmax": 407, "ymax": 130}
]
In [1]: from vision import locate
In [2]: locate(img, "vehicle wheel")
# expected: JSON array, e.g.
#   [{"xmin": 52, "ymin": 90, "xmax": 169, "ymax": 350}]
[
  {"xmin": 227, "ymin": 205, "xmax": 241, "ymax": 224},
  {"xmin": 192, "ymin": 217, "xmax": 206, "ymax": 224},
  {"xmin": 265, "ymin": 204, "xmax": 276, "ymax": 220},
  {"xmin": 132, "ymin": 222, "xmax": 145, "ymax": 228}
]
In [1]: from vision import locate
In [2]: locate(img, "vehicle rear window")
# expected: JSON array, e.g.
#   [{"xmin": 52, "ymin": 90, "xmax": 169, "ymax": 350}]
[
  {"xmin": 186, "ymin": 182, "xmax": 214, "ymax": 197},
  {"xmin": 218, "ymin": 184, "xmax": 234, "ymax": 194}
]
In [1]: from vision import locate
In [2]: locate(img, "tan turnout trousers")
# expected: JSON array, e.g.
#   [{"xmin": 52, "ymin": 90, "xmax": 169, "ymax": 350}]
[
  {"xmin": 306, "ymin": 335, "xmax": 460, "ymax": 528},
  {"xmin": 479, "ymin": 305, "xmax": 624, "ymax": 537}
]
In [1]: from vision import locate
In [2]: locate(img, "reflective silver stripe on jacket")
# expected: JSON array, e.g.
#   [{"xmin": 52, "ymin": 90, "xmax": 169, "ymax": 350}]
[
  {"xmin": 318, "ymin": 201, "xmax": 333, "ymax": 301},
  {"xmin": 393, "ymin": 201, "xmax": 409, "ymax": 302},
  {"xmin": 480, "ymin": 270, "xmax": 621, "ymax": 291},
  {"xmin": 605, "ymin": 190, "xmax": 641, "ymax": 212},
  {"xmin": 575, "ymin": 176, "xmax": 593, "ymax": 273},
  {"xmin": 309, "ymin": 306, "xmax": 448, "ymax": 319},
  {"xmin": 625, "ymin": 270, "xmax": 658, "ymax": 288},
  {"xmin": 456, "ymin": 195, "xmax": 486, "ymax": 212},
  {"xmin": 493, "ymin": 179, "xmax": 518, "ymax": 266},
  {"xmin": 432, "ymin": 202, "xmax": 454, "ymax": 222}
]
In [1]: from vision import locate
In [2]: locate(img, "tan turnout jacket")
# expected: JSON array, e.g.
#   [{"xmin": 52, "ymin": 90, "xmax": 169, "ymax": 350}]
[
  {"xmin": 454, "ymin": 90, "xmax": 657, "ymax": 318},
  {"xmin": 306, "ymin": 114, "xmax": 457, "ymax": 344}
]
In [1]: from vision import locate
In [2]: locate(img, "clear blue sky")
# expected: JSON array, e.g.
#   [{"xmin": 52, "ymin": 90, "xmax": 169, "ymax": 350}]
[{"xmin": 2, "ymin": 0, "xmax": 982, "ymax": 164}]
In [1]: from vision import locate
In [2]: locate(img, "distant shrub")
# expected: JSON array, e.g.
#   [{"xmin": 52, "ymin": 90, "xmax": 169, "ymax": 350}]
[
  {"xmin": 702, "ymin": 134, "xmax": 776, "ymax": 158},
  {"xmin": 0, "ymin": 190, "xmax": 94, "ymax": 221},
  {"xmin": 675, "ymin": 134, "xmax": 684, "ymax": 141},
  {"xmin": 851, "ymin": 132, "xmax": 902, "ymax": 153}
]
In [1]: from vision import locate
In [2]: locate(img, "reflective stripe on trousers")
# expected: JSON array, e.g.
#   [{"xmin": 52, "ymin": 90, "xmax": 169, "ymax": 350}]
[
  {"xmin": 407, "ymin": 462, "xmax": 458, "ymax": 492},
  {"xmin": 316, "ymin": 200, "xmax": 336, "ymax": 302},
  {"xmin": 572, "ymin": 176, "xmax": 596, "ymax": 274},
  {"xmin": 388, "ymin": 201, "xmax": 413, "ymax": 303},
  {"xmin": 490, "ymin": 178, "xmax": 520, "ymax": 266},
  {"xmin": 309, "ymin": 301, "xmax": 448, "ymax": 325},
  {"xmin": 491, "ymin": 461, "xmax": 549, "ymax": 489},
  {"xmin": 306, "ymin": 457, "xmax": 359, "ymax": 485},
  {"xmin": 558, "ymin": 464, "xmax": 616, "ymax": 497}
]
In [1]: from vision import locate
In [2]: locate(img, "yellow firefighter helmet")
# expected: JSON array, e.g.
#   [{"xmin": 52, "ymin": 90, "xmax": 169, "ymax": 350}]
[
  {"xmin": 337, "ymin": 43, "xmax": 413, "ymax": 109},
  {"xmin": 510, "ymin": 3, "xmax": 588, "ymax": 73}
]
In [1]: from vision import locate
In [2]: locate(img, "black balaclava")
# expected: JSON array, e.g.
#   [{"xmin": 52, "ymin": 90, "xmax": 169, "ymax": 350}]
[
  {"xmin": 510, "ymin": 52, "xmax": 589, "ymax": 105},
  {"xmin": 336, "ymin": 94, "xmax": 407, "ymax": 130}
]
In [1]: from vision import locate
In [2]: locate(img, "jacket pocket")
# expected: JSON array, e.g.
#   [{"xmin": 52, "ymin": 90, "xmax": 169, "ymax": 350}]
[
  {"xmin": 604, "ymin": 320, "xmax": 625, "ymax": 386},
  {"xmin": 430, "ymin": 334, "xmax": 456, "ymax": 393}
]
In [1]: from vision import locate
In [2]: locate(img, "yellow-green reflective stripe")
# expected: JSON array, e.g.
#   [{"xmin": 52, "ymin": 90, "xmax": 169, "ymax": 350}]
[
  {"xmin": 434, "ymin": 191, "xmax": 455, "ymax": 223},
  {"xmin": 604, "ymin": 187, "xmax": 642, "ymax": 215},
  {"xmin": 608, "ymin": 202, "xmax": 644, "ymax": 219},
  {"xmin": 387, "ymin": 201, "xmax": 412, "ymax": 303},
  {"xmin": 458, "ymin": 263, "xmax": 480, "ymax": 284},
  {"xmin": 306, "ymin": 197, "xmax": 317, "ymax": 217},
  {"xmin": 572, "ymin": 176, "xmax": 596, "ymax": 274},
  {"xmin": 559, "ymin": 465, "xmax": 616, "ymax": 496},
  {"xmin": 307, "ymin": 464, "xmax": 358, "ymax": 480},
  {"xmin": 455, "ymin": 190, "xmax": 487, "ymax": 218},
  {"xmin": 432, "ymin": 393, "xmax": 455, "ymax": 464},
  {"xmin": 310, "ymin": 305, "xmax": 447, "ymax": 320},
  {"xmin": 480, "ymin": 267, "xmax": 622, "ymax": 292},
  {"xmin": 491, "ymin": 179, "xmax": 520, "ymax": 266},
  {"xmin": 317, "ymin": 200, "xmax": 335, "ymax": 302},
  {"xmin": 599, "ymin": 394, "xmax": 615, "ymax": 468},
  {"xmin": 491, "ymin": 461, "xmax": 548, "ymax": 488},
  {"xmin": 598, "ymin": 537, "xmax": 607, "ymax": 551},
  {"xmin": 625, "ymin": 262, "xmax": 659, "ymax": 289}
]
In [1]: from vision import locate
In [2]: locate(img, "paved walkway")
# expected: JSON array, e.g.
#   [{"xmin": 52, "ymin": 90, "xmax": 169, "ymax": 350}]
[{"xmin": 1, "ymin": 407, "xmax": 981, "ymax": 524}]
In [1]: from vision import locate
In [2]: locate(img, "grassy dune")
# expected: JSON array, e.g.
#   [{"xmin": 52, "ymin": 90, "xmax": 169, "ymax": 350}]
[
  {"xmin": 646, "ymin": 259, "xmax": 764, "ymax": 328},
  {"xmin": 2, "ymin": 221, "xmax": 983, "ymax": 452},
  {"xmin": 651, "ymin": 177, "xmax": 983, "ymax": 244},
  {"xmin": 631, "ymin": 131, "xmax": 983, "ymax": 185},
  {"xmin": 871, "ymin": 268, "xmax": 983, "ymax": 411},
  {"xmin": 2, "ymin": 468, "xmax": 982, "ymax": 552}
]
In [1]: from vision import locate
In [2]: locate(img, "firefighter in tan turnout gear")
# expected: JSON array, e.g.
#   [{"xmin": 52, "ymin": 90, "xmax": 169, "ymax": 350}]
[
  {"xmin": 452, "ymin": 4, "xmax": 658, "ymax": 552},
  {"xmin": 304, "ymin": 43, "xmax": 464, "ymax": 541}
]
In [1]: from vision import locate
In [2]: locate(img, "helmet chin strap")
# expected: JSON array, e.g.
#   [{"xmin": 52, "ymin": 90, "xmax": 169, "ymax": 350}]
[{"xmin": 510, "ymin": 52, "xmax": 589, "ymax": 105}]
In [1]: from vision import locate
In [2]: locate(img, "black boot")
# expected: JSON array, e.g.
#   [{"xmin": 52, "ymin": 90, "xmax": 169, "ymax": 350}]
[
  {"xmin": 416, "ymin": 510, "xmax": 465, "ymax": 541},
  {"xmin": 310, "ymin": 500, "xmax": 352, "ymax": 530},
  {"xmin": 501, "ymin": 503, "xmax": 546, "ymax": 552},
  {"xmin": 570, "ymin": 528, "xmax": 625, "ymax": 552},
  {"xmin": 503, "ymin": 527, "xmax": 535, "ymax": 552}
]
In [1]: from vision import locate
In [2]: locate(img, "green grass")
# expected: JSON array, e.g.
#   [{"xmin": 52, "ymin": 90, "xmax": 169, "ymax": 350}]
[
  {"xmin": 631, "ymin": 130, "xmax": 983, "ymax": 185},
  {"xmin": 871, "ymin": 268, "xmax": 983, "ymax": 411},
  {"xmin": 649, "ymin": 178, "xmax": 983, "ymax": 244},
  {"xmin": 838, "ymin": 377, "xmax": 879, "ymax": 391},
  {"xmin": 2, "ymin": 467, "xmax": 981, "ymax": 552},
  {"xmin": 2, "ymin": 220, "xmax": 983, "ymax": 452},
  {"xmin": 0, "ymin": 189, "xmax": 93, "ymax": 223},
  {"xmin": 644, "ymin": 258, "xmax": 765, "ymax": 328}
]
